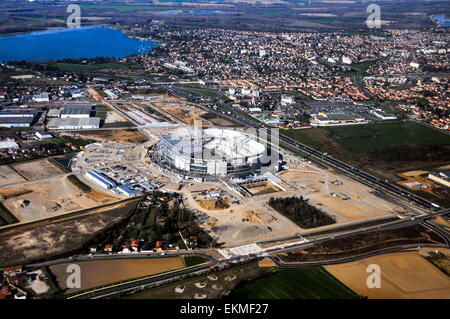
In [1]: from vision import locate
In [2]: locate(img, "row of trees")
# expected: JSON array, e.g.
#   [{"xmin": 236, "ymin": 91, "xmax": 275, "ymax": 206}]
[{"xmin": 368, "ymin": 144, "xmax": 450, "ymax": 162}]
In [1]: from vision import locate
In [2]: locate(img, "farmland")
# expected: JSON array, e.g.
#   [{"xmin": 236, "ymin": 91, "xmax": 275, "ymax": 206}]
[
  {"xmin": 283, "ymin": 121, "xmax": 450, "ymax": 181},
  {"xmin": 326, "ymin": 122, "xmax": 450, "ymax": 155},
  {"xmin": 229, "ymin": 267, "xmax": 360, "ymax": 299},
  {"xmin": 284, "ymin": 121, "xmax": 450, "ymax": 156},
  {"xmin": 326, "ymin": 251, "xmax": 450, "ymax": 299}
]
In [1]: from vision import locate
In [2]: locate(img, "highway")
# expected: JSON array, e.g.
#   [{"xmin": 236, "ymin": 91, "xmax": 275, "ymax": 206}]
[
  {"xmin": 200, "ymin": 103, "xmax": 441, "ymax": 211},
  {"xmin": 26, "ymin": 92, "xmax": 448, "ymax": 299},
  {"xmin": 28, "ymin": 206, "xmax": 447, "ymax": 299}
]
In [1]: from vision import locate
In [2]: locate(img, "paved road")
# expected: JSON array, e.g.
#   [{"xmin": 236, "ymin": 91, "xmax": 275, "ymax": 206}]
[
  {"xmin": 26, "ymin": 206, "xmax": 448, "ymax": 299},
  {"xmin": 272, "ymin": 243, "xmax": 445, "ymax": 268}
]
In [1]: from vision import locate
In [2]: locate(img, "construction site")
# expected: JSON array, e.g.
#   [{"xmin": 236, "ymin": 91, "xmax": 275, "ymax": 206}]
[{"xmin": 0, "ymin": 96, "xmax": 426, "ymax": 255}]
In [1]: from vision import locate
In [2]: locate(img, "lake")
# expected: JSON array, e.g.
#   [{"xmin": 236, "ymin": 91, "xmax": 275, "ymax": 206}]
[
  {"xmin": 432, "ymin": 14, "xmax": 450, "ymax": 27},
  {"xmin": 0, "ymin": 26, "xmax": 158, "ymax": 62}
]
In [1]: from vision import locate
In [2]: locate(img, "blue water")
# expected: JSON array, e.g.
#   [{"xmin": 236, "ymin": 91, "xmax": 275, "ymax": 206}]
[
  {"xmin": 432, "ymin": 14, "xmax": 450, "ymax": 27},
  {"xmin": 189, "ymin": 10, "xmax": 220, "ymax": 15},
  {"xmin": 0, "ymin": 26, "xmax": 158, "ymax": 62}
]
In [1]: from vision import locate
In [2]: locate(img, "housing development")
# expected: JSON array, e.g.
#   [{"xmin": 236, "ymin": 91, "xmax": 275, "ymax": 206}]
[{"xmin": 0, "ymin": 0, "xmax": 449, "ymax": 304}]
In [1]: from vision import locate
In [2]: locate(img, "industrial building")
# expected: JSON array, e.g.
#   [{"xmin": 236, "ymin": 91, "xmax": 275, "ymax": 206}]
[
  {"xmin": 85, "ymin": 170, "xmax": 117, "ymax": 189},
  {"xmin": 310, "ymin": 112, "xmax": 367, "ymax": 127},
  {"xmin": 35, "ymin": 131, "xmax": 53, "ymax": 139},
  {"xmin": 370, "ymin": 109, "xmax": 398, "ymax": 120},
  {"xmin": 0, "ymin": 140, "xmax": 19, "ymax": 149},
  {"xmin": 61, "ymin": 105, "xmax": 93, "ymax": 119},
  {"xmin": 47, "ymin": 108, "xmax": 62, "ymax": 118},
  {"xmin": 117, "ymin": 184, "xmax": 142, "ymax": 197},
  {"xmin": 428, "ymin": 170, "xmax": 450, "ymax": 188},
  {"xmin": 47, "ymin": 117, "xmax": 100, "ymax": 130},
  {"xmin": 154, "ymin": 127, "xmax": 274, "ymax": 179},
  {"xmin": 0, "ymin": 109, "xmax": 38, "ymax": 128},
  {"xmin": 32, "ymin": 92, "xmax": 49, "ymax": 102}
]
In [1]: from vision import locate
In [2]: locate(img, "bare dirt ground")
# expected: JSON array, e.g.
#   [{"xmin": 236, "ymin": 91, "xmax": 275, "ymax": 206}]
[
  {"xmin": 242, "ymin": 181, "xmax": 281, "ymax": 196},
  {"xmin": 208, "ymin": 117, "xmax": 240, "ymax": 127},
  {"xmin": 279, "ymin": 169, "xmax": 401, "ymax": 222},
  {"xmin": 182, "ymin": 183, "xmax": 300, "ymax": 246},
  {"xmin": 104, "ymin": 110, "xmax": 129, "ymax": 124},
  {"xmin": 197, "ymin": 199, "xmax": 230, "ymax": 210},
  {"xmin": 11, "ymin": 159, "xmax": 63, "ymax": 180},
  {"xmin": 0, "ymin": 165, "xmax": 25, "ymax": 186},
  {"xmin": 74, "ymin": 129, "xmax": 148, "ymax": 144},
  {"xmin": 50, "ymin": 257, "xmax": 185, "ymax": 293},
  {"xmin": 325, "ymin": 251, "xmax": 450, "ymax": 299},
  {"xmin": 0, "ymin": 200, "xmax": 138, "ymax": 266},
  {"xmin": 0, "ymin": 175, "xmax": 120, "ymax": 222},
  {"xmin": 86, "ymin": 88, "xmax": 104, "ymax": 101}
]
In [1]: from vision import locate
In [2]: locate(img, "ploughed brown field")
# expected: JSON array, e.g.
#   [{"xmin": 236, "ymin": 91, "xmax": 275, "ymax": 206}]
[
  {"xmin": 325, "ymin": 251, "xmax": 450, "ymax": 299},
  {"xmin": 50, "ymin": 257, "xmax": 186, "ymax": 293}
]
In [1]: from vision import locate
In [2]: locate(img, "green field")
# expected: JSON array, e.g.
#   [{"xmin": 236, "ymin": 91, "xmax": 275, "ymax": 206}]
[
  {"xmin": 43, "ymin": 137, "xmax": 91, "ymax": 147},
  {"xmin": 53, "ymin": 63, "xmax": 125, "ymax": 73},
  {"xmin": 328, "ymin": 122, "xmax": 450, "ymax": 154},
  {"xmin": 183, "ymin": 255, "xmax": 209, "ymax": 267},
  {"xmin": 284, "ymin": 121, "xmax": 450, "ymax": 156},
  {"xmin": 94, "ymin": 104, "xmax": 110, "ymax": 121},
  {"xmin": 230, "ymin": 267, "xmax": 360, "ymax": 299}
]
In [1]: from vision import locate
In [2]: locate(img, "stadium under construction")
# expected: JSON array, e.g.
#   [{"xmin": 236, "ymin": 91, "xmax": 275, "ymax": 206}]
[{"xmin": 151, "ymin": 126, "xmax": 280, "ymax": 181}]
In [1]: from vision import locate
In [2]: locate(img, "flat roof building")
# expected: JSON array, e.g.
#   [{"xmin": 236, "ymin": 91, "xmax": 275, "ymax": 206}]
[
  {"xmin": 117, "ymin": 184, "xmax": 142, "ymax": 197},
  {"xmin": 0, "ymin": 141, "xmax": 19, "ymax": 149},
  {"xmin": 0, "ymin": 109, "xmax": 38, "ymax": 128},
  {"xmin": 85, "ymin": 170, "xmax": 117, "ymax": 189},
  {"xmin": 61, "ymin": 105, "xmax": 93, "ymax": 119},
  {"xmin": 47, "ymin": 108, "xmax": 62, "ymax": 118},
  {"xmin": 47, "ymin": 117, "xmax": 100, "ymax": 130},
  {"xmin": 310, "ymin": 112, "xmax": 367, "ymax": 127},
  {"xmin": 32, "ymin": 92, "xmax": 49, "ymax": 102}
]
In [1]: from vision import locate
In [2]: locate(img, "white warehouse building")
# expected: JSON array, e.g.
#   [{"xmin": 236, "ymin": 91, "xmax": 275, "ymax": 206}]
[
  {"xmin": 85, "ymin": 170, "xmax": 117, "ymax": 189},
  {"xmin": 47, "ymin": 117, "xmax": 101, "ymax": 130}
]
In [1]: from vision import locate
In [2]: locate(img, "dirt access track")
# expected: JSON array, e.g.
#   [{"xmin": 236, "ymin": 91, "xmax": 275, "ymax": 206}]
[
  {"xmin": 0, "ymin": 175, "xmax": 120, "ymax": 222},
  {"xmin": 326, "ymin": 251, "xmax": 450, "ymax": 299}
]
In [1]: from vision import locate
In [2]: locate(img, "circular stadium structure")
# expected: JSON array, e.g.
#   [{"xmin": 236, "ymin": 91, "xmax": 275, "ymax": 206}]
[{"xmin": 153, "ymin": 127, "xmax": 276, "ymax": 179}]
